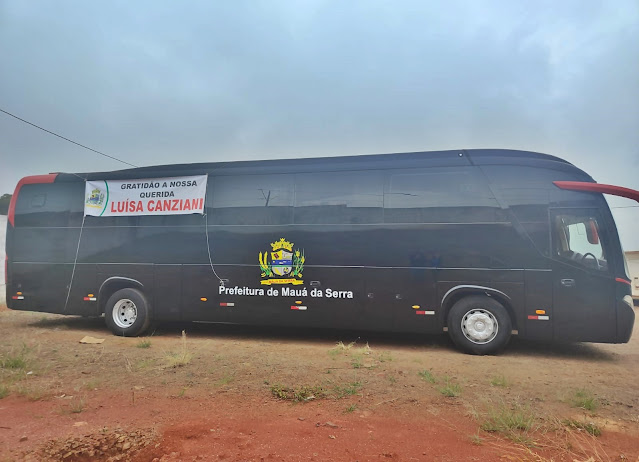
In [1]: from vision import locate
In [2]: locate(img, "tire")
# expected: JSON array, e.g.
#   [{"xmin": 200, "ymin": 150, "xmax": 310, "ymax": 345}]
[
  {"xmin": 447, "ymin": 295, "xmax": 511, "ymax": 355},
  {"xmin": 104, "ymin": 288, "xmax": 151, "ymax": 337}
]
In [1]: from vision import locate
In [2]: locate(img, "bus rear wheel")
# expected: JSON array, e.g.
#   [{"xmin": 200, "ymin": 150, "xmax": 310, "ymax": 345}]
[
  {"xmin": 104, "ymin": 288, "xmax": 151, "ymax": 337},
  {"xmin": 447, "ymin": 295, "xmax": 511, "ymax": 355}
]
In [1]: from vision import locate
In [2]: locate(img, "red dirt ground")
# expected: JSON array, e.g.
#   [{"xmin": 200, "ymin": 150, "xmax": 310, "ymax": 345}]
[{"xmin": 1, "ymin": 305, "xmax": 639, "ymax": 461}]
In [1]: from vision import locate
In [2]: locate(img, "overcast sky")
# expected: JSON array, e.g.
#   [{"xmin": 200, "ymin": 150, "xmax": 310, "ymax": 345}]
[{"xmin": 1, "ymin": 0, "xmax": 637, "ymax": 249}]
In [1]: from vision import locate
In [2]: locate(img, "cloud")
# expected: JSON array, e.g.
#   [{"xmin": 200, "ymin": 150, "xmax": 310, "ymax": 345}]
[{"xmin": 1, "ymin": 0, "xmax": 637, "ymax": 247}]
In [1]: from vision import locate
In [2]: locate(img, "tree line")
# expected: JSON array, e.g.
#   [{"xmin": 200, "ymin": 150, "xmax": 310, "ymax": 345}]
[{"xmin": 0, "ymin": 194, "xmax": 11, "ymax": 215}]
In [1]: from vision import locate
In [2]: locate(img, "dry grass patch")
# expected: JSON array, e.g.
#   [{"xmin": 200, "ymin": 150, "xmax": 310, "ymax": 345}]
[
  {"xmin": 164, "ymin": 331, "xmax": 193, "ymax": 368},
  {"xmin": 569, "ymin": 388, "xmax": 599, "ymax": 412},
  {"xmin": 270, "ymin": 384, "xmax": 327, "ymax": 402},
  {"xmin": 480, "ymin": 403, "xmax": 537, "ymax": 446}
]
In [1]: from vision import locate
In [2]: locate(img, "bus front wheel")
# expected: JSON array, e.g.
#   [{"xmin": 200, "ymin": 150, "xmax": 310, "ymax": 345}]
[
  {"xmin": 447, "ymin": 295, "xmax": 511, "ymax": 355},
  {"xmin": 104, "ymin": 288, "xmax": 151, "ymax": 337}
]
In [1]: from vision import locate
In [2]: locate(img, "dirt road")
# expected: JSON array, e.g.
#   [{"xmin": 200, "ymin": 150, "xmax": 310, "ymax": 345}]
[{"xmin": 1, "ymin": 305, "xmax": 638, "ymax": 461}]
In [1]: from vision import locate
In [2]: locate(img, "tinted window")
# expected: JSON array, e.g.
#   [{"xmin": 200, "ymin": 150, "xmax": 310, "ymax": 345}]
[
  {"xmin": 209, "ymin": 174, "xmax": 293, "ymax": 225},
  {"xmin": 14, "ymin": 183, "xmax": 82, "ymax": 227},
  {"xmin": 384, "ymin": 167, "xmax": 499, "ymax": 223},
  {"xmin": 294, "ymin": 171, "xmax": 383, "ymax": 224}
]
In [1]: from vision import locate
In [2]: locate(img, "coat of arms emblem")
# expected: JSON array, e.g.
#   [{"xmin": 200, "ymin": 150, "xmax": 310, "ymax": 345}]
[
  {"xmin": 85, "ymin": 188, "xmax": 105, "ymax": 208},
  {"xmin": 259, "ymin": 238, "xmax": 305, "ymax": 285}
]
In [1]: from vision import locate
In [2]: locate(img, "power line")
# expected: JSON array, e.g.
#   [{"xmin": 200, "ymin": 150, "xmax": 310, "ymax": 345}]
[
  {"xmin": 611, "ymin": 205, "xmax": 639, "ymax": 209},
  {"xmin": 0, "ymin": 107, "xmax": 138, "ymax": 168}
]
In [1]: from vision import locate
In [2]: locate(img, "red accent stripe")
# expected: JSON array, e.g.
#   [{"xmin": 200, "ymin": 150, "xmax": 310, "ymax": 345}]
[
  {"xmin": 290, "ymin": 306, "xmax": 299, "ymax": 310},
  {"xmin": 553, "ymin": 181, "xmax": 639, "ymax": 203},
  {"xmin": 528, "ymin": 315, "xmax": 539, "ymax": 320},
  {"xmin": 83, "ymin": 297, "xmax": 90, "ymax": 301},
  {"xmin": 12, "ymin": 296, "xmax": 19, "ymax": 300},
  {"xmin": 415, "ymin": 310, "xmax": 426, "ymax": 315},
  {"xmin": 616, "ymin": 277, "xmax": 632, "ymax": 286},
  {"xmin": 8, "ymin": 174, "xmax": 58, "ymax": 226},
  {"xmin": 220, "ymin": 303, "xmax": 228, "ymax": 306}
]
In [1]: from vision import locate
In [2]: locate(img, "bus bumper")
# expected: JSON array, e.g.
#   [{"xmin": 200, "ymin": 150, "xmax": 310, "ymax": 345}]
[{"xmin": 617, "ymin": 295, "xmax": 635, "ymax": 343}]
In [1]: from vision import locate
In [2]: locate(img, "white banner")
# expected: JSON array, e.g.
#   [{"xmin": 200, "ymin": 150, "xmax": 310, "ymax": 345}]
[{"xmin": 84, "ymin": 175, "xmax": 208, "ymax": 217}]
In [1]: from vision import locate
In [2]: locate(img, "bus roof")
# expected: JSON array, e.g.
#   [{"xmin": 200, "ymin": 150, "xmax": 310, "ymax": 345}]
[{"xmin": 54, "ymin": 148, "xmax": 590, "ymax": 182}]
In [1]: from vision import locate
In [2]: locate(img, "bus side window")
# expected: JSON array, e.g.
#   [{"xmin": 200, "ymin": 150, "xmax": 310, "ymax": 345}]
[
  {"xmin": 209, "ymin": 174, "xmax": 294, "ymax": 225},
  {"xmin": 553, "ymin": 212, "xmax": 608, "ymax": 271},
  {"xmin": 294, "ymin": 171, "xmax": 384, "ymax": 225}
]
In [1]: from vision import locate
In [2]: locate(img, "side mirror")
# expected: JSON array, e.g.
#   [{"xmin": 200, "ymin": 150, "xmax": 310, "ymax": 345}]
[{"xmin": 585, "ymin": 219, "xmax": 599, "ymax": 245}]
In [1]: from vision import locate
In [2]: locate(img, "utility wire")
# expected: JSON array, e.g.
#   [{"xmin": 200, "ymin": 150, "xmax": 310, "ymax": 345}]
[
  {"xmin": 611, "ymin": 205, "xmax": 639, "ymax": 209},
  {"xmin": 0, "ymin": 107, "xmax": 138, "ymax": 168}
]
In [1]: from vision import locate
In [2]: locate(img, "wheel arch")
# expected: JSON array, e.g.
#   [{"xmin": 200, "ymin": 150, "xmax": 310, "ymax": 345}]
[
  {"xmin": 441, "ymin": 285, "xmax": 517, "ymax": 330},
  {"xmin": 98, "ymin": 277, "xmax": 145, "ymax": 314}
]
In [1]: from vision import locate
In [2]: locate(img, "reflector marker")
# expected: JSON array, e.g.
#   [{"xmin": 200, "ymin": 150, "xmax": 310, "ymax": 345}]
[
  {"xmin": 535, "ymin": 310, "xmax": 546, "ymax": 315},
  {"xmin": 295, "ymin": 300, "xmax": 303, "ymax": 305},
  {"xmin": 220, "ymin": 302, "xmax": 235, "ymax": 307},
  {"xmin": 200, "ymin": 297, "xmax": 207, "ymax": 302},
  {"xmin": 291, "ymin": 306, "xmax": 307, "ymax": 310},
  {"xmin": 12, "ymin": 295, "xmax": 24, "ymax": 300},
  {"xmin": 412, "ymin": 305, "xmax": 420, "ymax": 309},
  {"xmin": 83, "ymin": 297, "xmax": 97, "ymax": 301},
  {"xmin": 528, "ymin": 315, "xmax": 550, "ymax": 321},
  {"xmin": 416, "ymin": 310, "xmax": 435, "ymax": 315}
]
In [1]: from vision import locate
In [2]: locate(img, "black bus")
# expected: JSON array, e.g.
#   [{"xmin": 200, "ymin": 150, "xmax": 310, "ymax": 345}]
[{"xmin": 5, "ymin": 149, "xmax": 638, "ymax": 354}]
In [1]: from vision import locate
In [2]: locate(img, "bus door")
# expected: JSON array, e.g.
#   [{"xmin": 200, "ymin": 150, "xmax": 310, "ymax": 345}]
[{"xmin": 550, "ymin": 209, "xmax": 616, "ymax": 342}]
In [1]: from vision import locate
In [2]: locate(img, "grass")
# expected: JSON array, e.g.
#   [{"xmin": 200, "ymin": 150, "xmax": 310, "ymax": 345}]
[
  {"xmin": 570, "ymin": 389, "xmax": 599, "ymax": 412},
  {"xmin": 214, "ymin": 375, "xmax": 235, "ymax": 387},
  {"xmin": 83, "ymin": 380, "xmax": 101, "ymax": 391},
  {"xmin": 333, "ymin": 381, "xmax": 362, "ymax": 399},
  {"xmin": 480, "ymin": 403, "xmax": 537, "ymax": 445},
  {"xmin": 136, "ymin": 339, "xmax": 152, "ymax": 349},
  {"xmin": 69, "ymin": 398, "xmax": 85, "ymax": 414},
  {"xmin": 378, "ymin": 352, "xmax": 393, "ymax": 363},
  {"xmin": 270, "ymin": 380, "xmax": 362, "ymax": 402},
  {"xmin": 563, "ymin": 418, "xmax": 601, "ymax": 437},
  {"xmin": 358, "ymin": 343, "xmax": 372, "ymax": 355},
  {"xmin": 469, "ymin": 433, "xmax": 484, "ymax": 445},
  {"xmin": 1, "ymin": 350, "xmax": 28, "ymax": 370},
  {"xmin": 490, "ymin": 375, "xmax": 508, "ymax": 387},
  {"xmin": 0, "ymin": 385, "xmax": 9, "ymax": 399},
  {"xmin": 270, "ymin": 384, "xmax": 327, "ymax": 402},
  {"xmin": 328, "ymin": 340, "xmax": 377, "ymax": 369},
  {"xmin": 344, "ymin": 404, "xmax": 357, "ymax": 413},
  {"xmin": 418, "ymin": 370, "xmax": 437, "ymax": 383},
  {"xmin": 164, "ymin": 331, "xmax": 193, "ymax": 368},
  {"xmin": 438, "ymin": 376, "xmax": 461, "ymax": 397},
  {"xmin": 59, "ymin": 397, "xmax": 86, "ymax": 414},
  {"xmin": 15, "ymin": 384, "xmax": 47, "ymax": 402},
  {"xmin": 135, "ymin": 358, "xmax": 157, "ymax": 370},
  {"xmin": 328, "ymin": 340, "xmax": 357, "ymax": 358}
]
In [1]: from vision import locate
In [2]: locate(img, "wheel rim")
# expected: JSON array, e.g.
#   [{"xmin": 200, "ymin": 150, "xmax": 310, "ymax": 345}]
[
  {"xmin": 461, "ymin": 309, "xmax": 498, "ymax": 344},
  {"xmin": 112, "ymin": 299, "xmax": 138, "ymax": 328}
]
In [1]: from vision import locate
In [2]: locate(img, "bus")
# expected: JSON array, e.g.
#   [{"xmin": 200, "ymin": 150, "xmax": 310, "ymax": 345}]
[{"xmin": 5, "ymin": 149, "xmax": 638, "ymax": 354}]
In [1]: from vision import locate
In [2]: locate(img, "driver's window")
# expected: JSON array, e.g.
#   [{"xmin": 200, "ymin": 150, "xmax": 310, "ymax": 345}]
[{"xmin": 553, "ymin": 211, "xmax": 608, "ymax": 272}]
